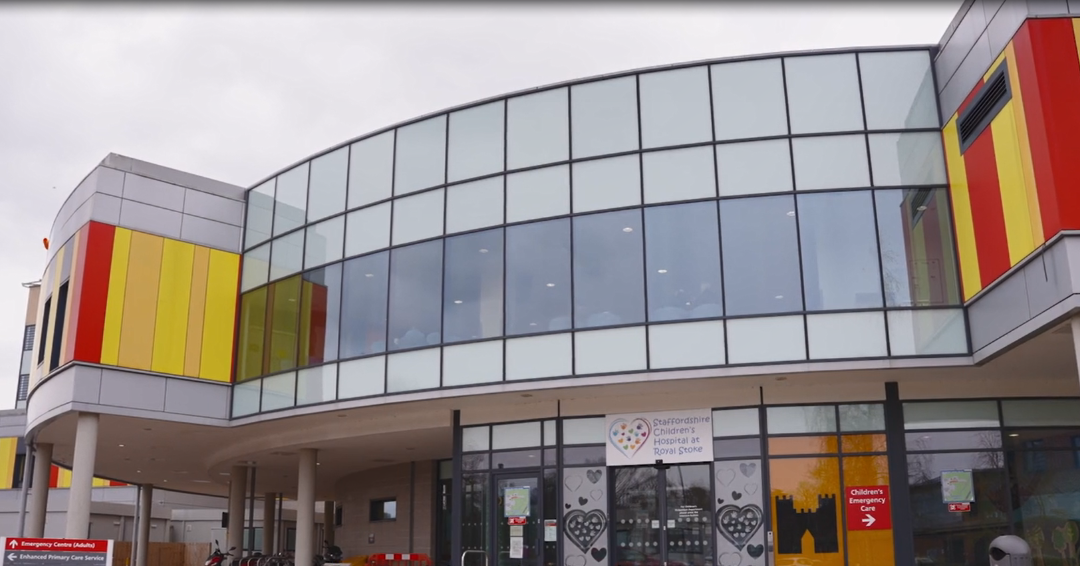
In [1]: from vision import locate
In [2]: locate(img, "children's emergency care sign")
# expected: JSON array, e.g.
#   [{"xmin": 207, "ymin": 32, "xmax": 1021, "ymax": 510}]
[{"xmin": 0, "ymin": 538, "xmax": 113, "ymax": 566}]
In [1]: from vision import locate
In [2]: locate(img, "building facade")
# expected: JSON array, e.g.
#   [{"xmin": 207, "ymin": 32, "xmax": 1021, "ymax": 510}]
[{"xmin": 19, "ymin": 3, "xmax": 1080, "ymax": 566}]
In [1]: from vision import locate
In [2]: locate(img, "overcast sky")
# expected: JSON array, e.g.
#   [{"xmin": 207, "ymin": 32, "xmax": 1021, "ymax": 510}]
[{"xmin": 0, "ymin": 2, "xmax": 961, "ymax": 410}]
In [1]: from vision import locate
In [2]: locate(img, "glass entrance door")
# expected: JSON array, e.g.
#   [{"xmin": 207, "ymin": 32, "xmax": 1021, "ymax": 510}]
[
  {"xmin": 494, "ymin": 474, "xmax": 542, "ymax": 566},
  {"xmin": 613, "ymin": 464, "xmax": 713, "ymax": 566}
]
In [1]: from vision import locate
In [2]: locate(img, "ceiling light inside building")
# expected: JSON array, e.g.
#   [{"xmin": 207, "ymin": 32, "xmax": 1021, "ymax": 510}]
[
  {"xmin": 479, "ymin": 248, "xmax": 489, "ymax": 254},
  {"xmin": 657, "ymin": 269, "xmax": 668, "ymax": 274},
  {"xmin": 454, "ymin": 300, "xmax": 463, "ymax": 304},
  {"xmin": 786, "ymin": 211, "xmax": 795, "ymax": 217},
  {"xmin": 622, "ymin": 227, "xmax": 633, "ymax": 233},
  {"xmin": 546, "ymin": 283, "xmax": 555, "ymax": 287}
]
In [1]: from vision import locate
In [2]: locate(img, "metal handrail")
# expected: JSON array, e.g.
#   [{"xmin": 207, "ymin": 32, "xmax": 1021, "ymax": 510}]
[{"xmin": 461, "ymin": 550, "xmax": 488, "ymax": 566}]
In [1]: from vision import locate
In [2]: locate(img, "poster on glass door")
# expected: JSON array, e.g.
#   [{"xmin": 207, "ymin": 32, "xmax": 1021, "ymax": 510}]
[{"xmin": 605, "ymin": 409, "xmax": 713, "ymax": 466}]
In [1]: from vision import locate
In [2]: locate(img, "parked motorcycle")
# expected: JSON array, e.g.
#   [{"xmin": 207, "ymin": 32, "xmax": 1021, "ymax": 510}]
[
  {"xmin": 205, "ymin": 540, "xmax": 235, "ymax": 566},
  {"xmin": 314, "ymin": 541, "xmax": 343, "ymax": 566}
]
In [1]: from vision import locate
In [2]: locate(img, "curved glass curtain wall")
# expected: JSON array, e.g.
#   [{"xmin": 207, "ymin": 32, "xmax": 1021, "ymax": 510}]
[{"xmin": 234, "ymin": 48, "xmax": 967, "ymax": 417}]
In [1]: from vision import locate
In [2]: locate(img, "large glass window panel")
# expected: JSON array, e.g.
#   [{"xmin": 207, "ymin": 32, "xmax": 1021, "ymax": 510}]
[
  {"xmin": 807, "ymin": 312, "xmax": 887, "ymax": 359},
  {"xmin": 392, "ymin": 189, "xmax": 444, "ymax": 245},
  {"xmin": 1002, "ymin": 399, "xmax": 1080, "ymax": 426},
  {"xmin": 505, "ymin": 333, "xmax": 572, "ymax": 380},
  {"xmin": 716, "ymin": 139, "xmax": 792, "ymax": 196},
  {"xmin": 712, "ymin": 59, "xmax": 788, "ymax": 141},
  {"xmin": 720, "ymin": 196, "xmax": 802, "ymax": 315},
  {"xmin": 269, "ymin": 231, "xmax": 304, "ymax": 281},
  {"xmin": 639, "ymin": 66, "xmax": 712, "ymax": 148},
  {"xmin": 273, "ymin": 164, "xmax": 309, "ymax": 237},
  {"xmin": 571, "ymin": 154, "xmax": 641, "ymax": 213},
  {"xmin": 445, "ymin": 177, "xmax": 503, "ymax": 234},
  {"xmin": 570, "ymin": 76, "xmax": 639, "ymax": 158},
  {"xmin": 648, "ymin": 320, "xmax": 725, "ymax": 368},
  {"xmin": 387, "ymin": 240, "xmax": 443, "ymax": 350},
  {"xmin": 245, "ymin": 180, "xmax": 274, "ymax": 249},
  {"xmin": 875, "ymin": 189, "xmax": 960, "ymax": 306},
  {"xmin": 792, "ymin": 135, "xmax": 870, "ymax": 191},
  {"xmin": 1007, "ymin": 443, "xmax": 1080, "ymax": 557},
  {"xmin": 767, "ymin": 406, "xmax": 837, "ymax": 434},
  {"xmin": 642, "ymin": 146, "xmax": 716, "ymax": 204},
  {"xmin": 387, "ymin": 348, "xmax": 441, "ymax": 392},
  {"xmin": 644, "ymin": 202, "xmax": 722, "ymax": 321},
  {"xmin": 442, "ymin": 341, "xmax": 502, "ymax": 387},
  {"xmin": 573, "ymin": 210, "xmax": 645, "ymax": 328},
  {"xmin": 448, "ymin": 100, "xmax": 504, "ymax": 182},
  {"xmin": 506, "ymin": 87, "xmax": 569, "ymax": 169},
  {"xmin": 261, "ymin": 371, "xmax": 296, "ymax": 412},
  {"xmin": 903, "ymin": 401, "xmax": 1000, "ymax": 430},
  {"xmin": 307, "ymin": 146, "xmax": 348, "ymax": 222},
  {"xmin": 341, "ymin": 252, "xmax": 389, "ymax": 357},
  {"xmin": 869, "ymin": 132, "xmax": 947, "ymax": 186},
  {"xmin": 394, "ymin": 115, "xmax": 447, "ymax": 195},
  {"xmin": 299, "ymin": 264, "xmax": 342, "ymax": 366},
  {"xmin": 241, "ymin": 243, "xmax": 270, "ymax": 292},
  {"xmin": 345, "ymin": 202, "xmax": 391, "ymax": 257},
  {"xmin": 505, "ymin": 165, "xmax": 570, "ymax": 223},
  {"xmin": 348, "ymin": 130, "xmax": 394, "ymax": 208},
  {"xmin": 338, "ymin": 356, "xmax": 385, "ymax": 399},
  {"xmin": 237, "ymin": 288, "xmax": 267, "ymax": 381},
  {"xmin": 506, "ymin": 219, "xmax": 571, "ymax": 335},
  {"xmin": 785, "ymin": 54, "xmax": 864, "ymax": 134},
  {"xmin": 304, "ymin": 216, "xmax": 344, "ymax": 269},
  {"xmin": 798, "ymin": 191, "xmax": 882, "ymax": 310},
  {"xmin": 266, "ymin": 276, "xmax": 301, "ymax": 373},
  {"xmin": 443, "ymin": 228, "xmax": 503, "ymax": 343},
  {"xmin": 727, "ymin": 315, "xmax": 806, "ymax": 364},
  {"xmin": 859, "ymin": 50, "xmax": 938, "ymax": 130},
  {"xmin": 575, "ymin": 326, "xmax": 647, "ymax": 373},
  {"xmin": 232, "ymin": 380, "xmax": 261, "ymax": 416},
  {"xmin": 887, "ymin": 309, "xmax": 967, "ymax": 356},
  {"xmin": 713, "ymin": 408, "xmax": 760, "ymax": 437},
  {"xmin": 296, "ymin": 365, "xmax": 337, "ymax": 406},
  {"xmin": 492, "ymin": 422, "xmax": 542, "ymax": 450}
]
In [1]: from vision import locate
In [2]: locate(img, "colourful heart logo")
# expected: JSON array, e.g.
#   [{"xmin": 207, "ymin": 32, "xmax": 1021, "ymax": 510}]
[{"xmin": 608, "ymin": 418, "xmax": 651, "ymax": 459}]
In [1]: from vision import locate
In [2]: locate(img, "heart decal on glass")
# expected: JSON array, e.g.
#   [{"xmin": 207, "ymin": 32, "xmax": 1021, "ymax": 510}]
[
  {"xmin": 564, "ymin": 509, "xmax": 608, "ymax": 553},
  {"xmin": 608, "ymin": 418, "xmax": 651, "ymax": 459},
  {"xmin": 586, "ymin": 469, "xmax": 602, "ymax": 484},
  {"xmin": 715, "ymin": 504, "xmax": 763, "ymax": 551}
]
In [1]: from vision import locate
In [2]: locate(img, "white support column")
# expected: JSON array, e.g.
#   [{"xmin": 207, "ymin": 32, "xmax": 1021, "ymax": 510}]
[
  {"xmin": 66, "ymin": 413, "xmax": 99, "ymax": 539},
  {"xmin": 135, "ymin": 484, "xmax": 152, "ymax": 566},
  {"xmin": 262, "ymin": 493, "xmax": 276, "ymax": 555},
  {"xmin": 295, "ymin": 449, "xmax": 317, "ymax": 566},
  {"xmin": 227, "ymin": 466, "xmax": 248, "ymax": 558},
  {"xmin": 323, "ymin": 501, "xmax": 335, "ymax": 546},
  {"xmin": 27, "ymin": 442, "xmax": 52, "ymax": 538}
]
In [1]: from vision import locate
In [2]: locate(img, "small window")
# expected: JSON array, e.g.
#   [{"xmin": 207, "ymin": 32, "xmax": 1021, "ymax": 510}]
[
  {"xmin": 335, "ymin": 504, "xmax": 343, "ymax": 527},
  {"xmin": 37, "ymin": 298, "xmax": 51, "ymax": 365},
  {"xmin": 49, "ymin": 282, "xmax": 69, "ymax": 371},
  {"xmin": 370, "ymin": 498, "xmax": 397, "ymax": 522}
]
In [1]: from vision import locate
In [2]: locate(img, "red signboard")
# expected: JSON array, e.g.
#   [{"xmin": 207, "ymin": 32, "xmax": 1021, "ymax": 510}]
[
  {"xmin": 845, "ymin": 486, "xmax": 892, "ymax": 531},
  {"xmin": 3, "ymin": 538, "xmax": 110, "ymax": 553},
  {"xmin": 507, "ymin": 516, "xmax": 527, "ymax": 525},
  {"xmin": 948, "ymin": 502, "xmax": 971, "ymax": 513}
]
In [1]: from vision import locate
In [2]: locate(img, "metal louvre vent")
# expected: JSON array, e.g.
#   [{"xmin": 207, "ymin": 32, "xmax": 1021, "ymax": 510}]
[
  {"xmin": 21, "ymin": 325, "xmax": 34, "ymax": 351},
  {"xmin": 16, "ymin": 374, "xmax": 28, "ymax": 401},
  {"xmin": 958, "ymin": 62, "xmax": 1012, "ymax": 152}
]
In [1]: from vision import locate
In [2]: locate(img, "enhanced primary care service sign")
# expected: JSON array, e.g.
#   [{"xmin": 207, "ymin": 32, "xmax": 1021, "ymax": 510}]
[
  {"xmin": 605, "ymin": 409, "xmax": 713, "ymax": 466},
  {"xmin": 1, "ymin": 538, "xmax": 113, "ymax": 566}
]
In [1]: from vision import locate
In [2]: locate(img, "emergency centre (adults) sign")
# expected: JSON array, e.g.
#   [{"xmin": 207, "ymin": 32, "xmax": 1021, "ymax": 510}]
[{"xmin": 0, "ymin": 538, "xmax": 113, "ymax": 566}]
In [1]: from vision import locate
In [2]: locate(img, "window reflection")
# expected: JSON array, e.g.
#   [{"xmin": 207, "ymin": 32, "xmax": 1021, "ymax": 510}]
[
  {"xmin": 875, "ymin": 189, "xmax": 960, "ymax": 307},
  {"xmin": 644, "ymin": 202, "xmax": 722, "ymax": 321},
  {"xmin": 573, "ymin": 210, "xmax": 645, "ymax": 328},
  {"xmin": 388, "ymin": 241, "xmax": 443, "ymax": 350},
  {"xmin": 267, "ymin": 276, "xmax": 301, "ymax": 373},
  {"xmin": 443, "ymin": 229, "xmax": 504, "ymax": 343},
  {"xmin": 448, "ymin": 100, "xmax": 505, "ymax": 182},
  {"xmin": 307, "ymin": 146, "xmax": 347, "ymax": 222},
  {"xmin": 798, "ymin": 191, "xmax": 882, "ymax": 310},
  {"xmin": 506, "ymin": 219, "xmax": 571, "ymax": 335},
  {"xmin": 720, "ymin": 196, "xmax": 802, "ymax": 315},
  {"xmin": 237, "ymin": 287, "xmax": 267, "ymax": 381},
  {"xmin": 245, "ymin": 180, "xmax": 274, "ymax": 249},
  {"xmin": 299, "ymin": 264, "xmax": 341, "ymax": 366},
  {"xmin": 273, "ymin": 164, "xmax": 309, "ymax": 237},
  {"xmin": 341, "ymin": 252, "xmax": 389, "ymax": 357}
]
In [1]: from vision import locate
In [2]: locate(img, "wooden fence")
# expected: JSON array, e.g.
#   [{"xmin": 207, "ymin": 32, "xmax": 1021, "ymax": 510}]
[{"xmin": 112, "ymin": 542, "xmax": 211, "ymax": 566}]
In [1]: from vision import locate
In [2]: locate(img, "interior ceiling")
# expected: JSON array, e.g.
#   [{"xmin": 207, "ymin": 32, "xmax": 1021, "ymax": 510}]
[{"xmin": 35, "ymin": 321, "xmax": 1080, "ymax": 501}]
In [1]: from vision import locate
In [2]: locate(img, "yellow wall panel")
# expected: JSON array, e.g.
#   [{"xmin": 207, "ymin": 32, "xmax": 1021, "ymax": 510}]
[
  {"xmin": 942, "ymin": 120, "xmax": 982, "ymax": 300},
  {"xmin": 101, "ymin": 228, "xmax": 132, "ymax": 365},
  {"xmin": 991, "ymin": 102, "xmax": 1037, "ymax": 264},
  {"xmin": 151, "ymin": 239, "xmax": 195, "ymax": 375},
  {"xmin": 0, "ymin": 438, "xmax": 17, "ymax": 489},
  {"xmin": 298, "ymin": 281, "xmax": 313, "ymax": 367},
  {"xmin": 56, "ymin": 468, "xmax": 71, "ymax": 488},
  {"xmin": 200, "ymin": 249, "xmax": 240, "ymax": 382},
  {"xmin": 185, "ymin": 247, "xmax": 211, "ymax": 376},
  {"xmin": 117, "ymin": 231, "xmax": 164, "ymax": 371}
]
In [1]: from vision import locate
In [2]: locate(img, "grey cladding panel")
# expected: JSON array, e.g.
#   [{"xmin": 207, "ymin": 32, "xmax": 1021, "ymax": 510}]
[
  {"xmin": 122, "ymin": 173, "xmax": 186, "ymax": 212},
  {"xmin": 183, "ymin": 189, "xmax": 244, "ymax": 226},
  {"xmin": 164, "ymin": 379, "xmax": 229, "ymax": 419},
  {"xmin": 118, "ymin": 199, "xmax": 183, "ymax": 239},
  {"xmin": 93, "ymin": 166, "xmax": 126, "ymax": 197},
  {"xmin": 1072, "ymin": 0, "xmax": 1080, "ymax": 13},
  {"xmin": 99, "ymin": 368, "xmax": 166, "ymax": 412},
  {"xmin": 968, "ymin": 269, "xmax": 1031, "ymax": 350},
  {"xmin": 1027, "ymin": 0, "xmax": 1070, "ymax": 15},
  {"xmin": 180, "ymin": 214, "xmax": 242, "ymax": 252},
  {"xmin": 936, "ymin": 0, "xmax": 989, "ymax": 90},
  {"xmin": 987, "ymin": 1, "xmax": 1029, "ymax": 62},
  {"xmin": 940, "ymin": 34, "xmax": 995, "ymax": 122},
  {"xmin": 88, "ymin": 193, "xmax": 122, "ymax": 226}
]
